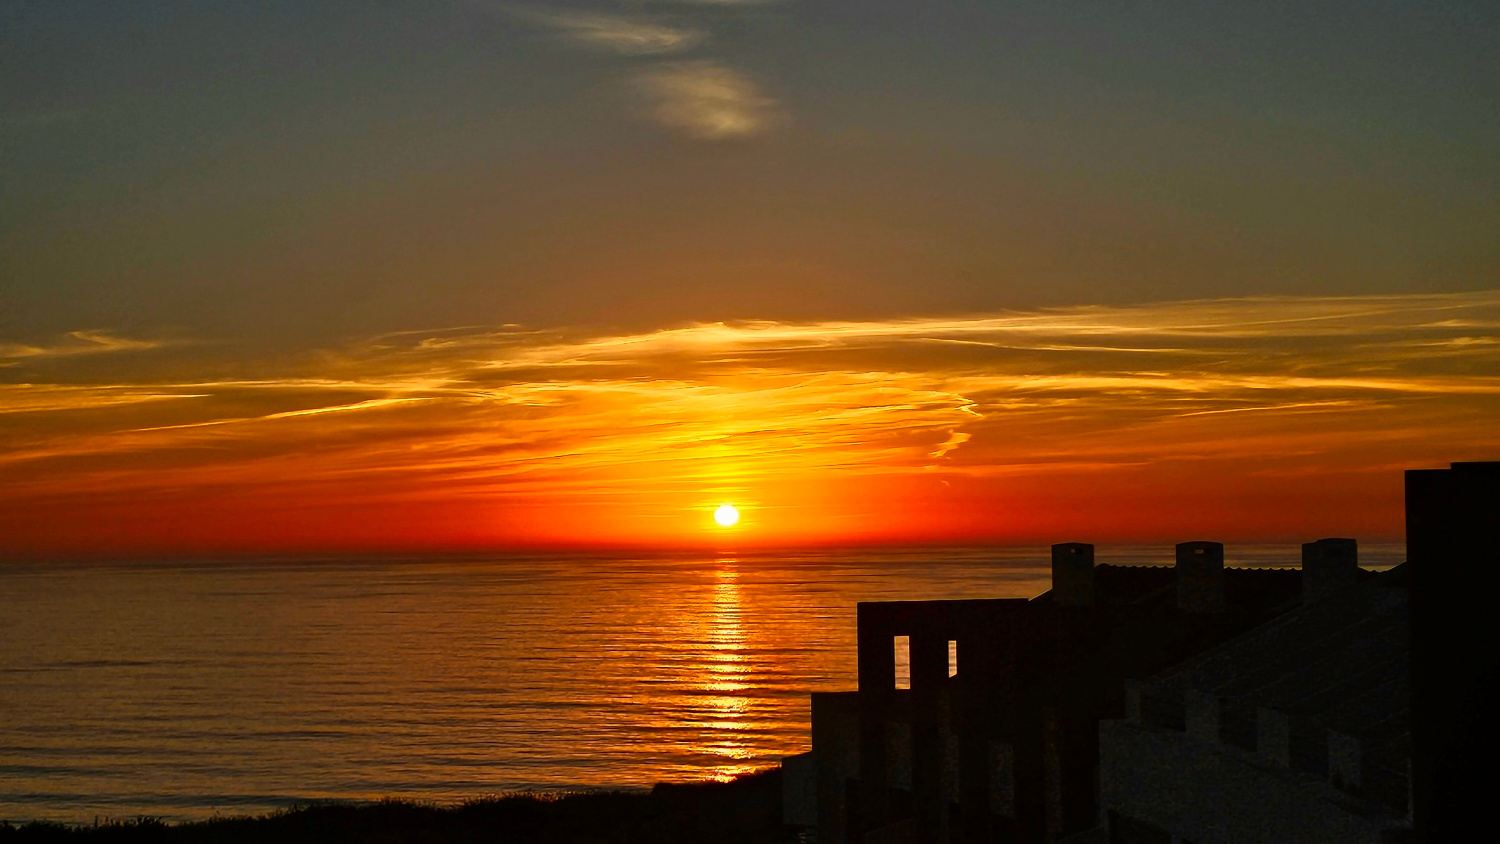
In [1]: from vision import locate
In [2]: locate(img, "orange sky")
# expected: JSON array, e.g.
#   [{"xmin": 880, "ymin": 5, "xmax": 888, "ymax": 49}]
[
  {"xmin": 3, "ymin": 292, "xmax": 1497, "ymax": 557},
  {"xmin": 8, "ymin": 3, "xmax": 1498, "ymax": 560}
]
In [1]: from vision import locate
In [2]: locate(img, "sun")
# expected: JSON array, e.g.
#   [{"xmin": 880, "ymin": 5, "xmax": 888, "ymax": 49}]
[{"xmin": 713, "ymin": 503, "xmax": 740, "ymax": 527}]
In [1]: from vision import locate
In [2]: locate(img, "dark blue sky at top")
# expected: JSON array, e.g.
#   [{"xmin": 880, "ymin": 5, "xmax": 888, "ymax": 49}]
[{"xmin": 2, "ymin": 0, "xmax": 1496, "ymax": 348}]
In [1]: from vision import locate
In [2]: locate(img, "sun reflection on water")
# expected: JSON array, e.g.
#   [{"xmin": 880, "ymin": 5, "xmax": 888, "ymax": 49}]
[
  {"xmin": 700, "ymin": 560, "xmax": 760, "ymax": 780},
  {"xmin": 0, "ymin": 549, "xmax": 1081, "ymax": 820}
]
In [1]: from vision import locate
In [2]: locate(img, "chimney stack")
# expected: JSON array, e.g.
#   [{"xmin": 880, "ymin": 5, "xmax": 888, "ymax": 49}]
[
  {"xmin": 1176, "ymin": 541, "xmax": 1225, "ymax": 613},
  {"xmin": 1051, "ymin": 543, "xmax": 1096, "ymax": 606},
  {"xmin": 1301, "ymin": 538, "xmax": 1358, "ymax": 603}
]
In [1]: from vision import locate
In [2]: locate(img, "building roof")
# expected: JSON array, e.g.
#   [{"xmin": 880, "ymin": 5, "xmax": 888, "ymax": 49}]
[{"xmin": 1148, "ymin": 564, "xmax": 1408, "ymax": 736}]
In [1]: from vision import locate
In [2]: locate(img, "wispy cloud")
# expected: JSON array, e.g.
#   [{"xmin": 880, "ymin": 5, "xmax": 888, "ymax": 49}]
[
  {"xmin": 0, "ymin": 330, "xmax": 167, "ymax": 361},
  {"xmin": 506, "ymin": 3, "xmax": 787, "ymax": 140},
  {"xmin": 516, "ymin": 8, "xmax": 704, "ymax": 55},
  {"xmin": 3, "ymin": 292, "xmax": 1497, "ymax": 551},
  {"xmin": 633, "ymin": 62, "xmax": 782, "ymax": 139},
  {"xmin": 633, "ymin": 0, "xmax": 787, "ymax": 5}
]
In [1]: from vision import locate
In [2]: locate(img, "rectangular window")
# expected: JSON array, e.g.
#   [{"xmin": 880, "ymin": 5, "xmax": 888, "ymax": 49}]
[
  {"xmin": 948, "ymin": 639, "xmax": 958, "ymax": 677},
  {"xmin": 894, "ymin": 635, "xmax": 910, "ymax": 689}
]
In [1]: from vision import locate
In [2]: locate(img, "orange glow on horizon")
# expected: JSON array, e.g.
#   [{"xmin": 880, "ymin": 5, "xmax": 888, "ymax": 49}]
[{"xmin": 1, "ymin": 292, "xmax": 1498, "ymax": 557}]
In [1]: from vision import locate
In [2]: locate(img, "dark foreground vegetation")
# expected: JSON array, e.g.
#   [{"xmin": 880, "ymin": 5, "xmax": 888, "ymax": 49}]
[{"xmin": 0, "ymin": 769, "xmax": 797, "ymax": 844}]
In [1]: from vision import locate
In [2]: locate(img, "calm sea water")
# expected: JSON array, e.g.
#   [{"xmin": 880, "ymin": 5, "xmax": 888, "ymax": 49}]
[{"xmin": 0, "ymin": 544, "xmax": 1403, "ymax": 823}]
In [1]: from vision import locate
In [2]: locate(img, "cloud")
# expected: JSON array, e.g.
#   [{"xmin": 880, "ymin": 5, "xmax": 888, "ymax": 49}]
[
  {"xmin": 634, "ymin": 0, "xmax": 787, "ymax": 5},
  {"xmin": 517, "ymin": 8, "xmax": 704, "ymax": 55},
  {"xmin": 2, "ymin": 292, "xmax": 1497, "ymax": 550},
  {"xmin": 633, "ymin": 62, "xmax": 782, "ymax": 139},
  {"xmin": 0, "ymin": 385, "xmax": 204, "ymax": 415},
  {"xmin": 0, "ymin": 330, "xmax": 167, "ymax": 361},
  {"xmin": 505, "ymin": 5, "xmax": 789, "ymax": 139}
]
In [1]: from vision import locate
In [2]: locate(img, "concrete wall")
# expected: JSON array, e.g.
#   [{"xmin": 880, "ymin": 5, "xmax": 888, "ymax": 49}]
[
  {"xmin": 812, "ymin": 691, "xmax": 861, "ymax": 844},
  {"xmin": 783, "ymin": 750, "xmax": 817, "ymax": 827}
]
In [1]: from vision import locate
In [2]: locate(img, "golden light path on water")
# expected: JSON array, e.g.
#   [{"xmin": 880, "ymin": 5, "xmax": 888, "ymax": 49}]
[{"xmin": 702, "ymin": 563, "xmax": 757, "ymax": 781}]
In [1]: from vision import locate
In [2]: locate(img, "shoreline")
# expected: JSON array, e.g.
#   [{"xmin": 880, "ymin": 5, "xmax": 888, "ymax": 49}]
[{"xmin": 0, "ymin": 770, "xmax": 795, "ymax": 843}]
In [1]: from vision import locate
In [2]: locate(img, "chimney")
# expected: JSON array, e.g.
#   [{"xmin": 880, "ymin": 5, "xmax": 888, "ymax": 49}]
[
  {"xmin": 1051, "ymin": 543, "xmax": 1096, "ymax": 606},
  {"xmin": 1301, "ymin": 538, "xmax": 1359, "ymax": 603},
  {"xmin": 1176, "ymin": 541, "xmax": 1225, "ymax": 613}
]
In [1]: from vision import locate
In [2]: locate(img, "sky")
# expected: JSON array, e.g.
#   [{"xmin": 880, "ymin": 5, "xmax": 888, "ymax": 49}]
[{"xmin": 2, "ymin": 1, "xmax": 1498, "ymax": 555}]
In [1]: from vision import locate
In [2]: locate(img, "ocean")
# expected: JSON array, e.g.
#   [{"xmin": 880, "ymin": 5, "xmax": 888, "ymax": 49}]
[{"xmin": 0, "ymin": 544, "xmax": 1403, "ymax": 823}]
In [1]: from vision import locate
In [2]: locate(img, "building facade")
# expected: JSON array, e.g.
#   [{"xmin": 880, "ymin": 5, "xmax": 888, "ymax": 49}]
[
  {"xmin": 786, "ymin": 461, "xmax": 1497, "ymax": 843},
  {"xmin": 1098, "ymin": 544, "xmax": 1410, "ymax": 843},
  {"xmin": 788, "ymin": 542, "xmax": 1320, "ymax": 843}
]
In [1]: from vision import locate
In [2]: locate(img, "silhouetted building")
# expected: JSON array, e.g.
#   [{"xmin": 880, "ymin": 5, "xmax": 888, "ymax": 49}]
[
  {"xmin": 786, "ymin": 461, "xmax": 1498, "ymax": 843},
  {"xmin": 786, "ymin": 541, "xmax": 1324, "ymax": 843},
  {"xmin": 1406, "ymin": 461, "xmax": 1499, "ymax": 843},
  {"xmin": 1088, "ymin": 462, "xmax": 1500, "ymax": 844},
  {"xmin": 1097, "ymin": 549, "xmax": 1410, "ymax": 843}
]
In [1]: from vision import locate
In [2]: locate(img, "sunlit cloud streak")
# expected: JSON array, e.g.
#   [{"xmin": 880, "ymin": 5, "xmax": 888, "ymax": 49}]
[
  {"xmin": 515, "ymin": 8, "xmax": 704, "ymax": 55},
  {"xmin": 0, "ymin": 330, "xmax": 167, "ymax": 361},
  {"xmin": 506, "ymin": 4, "xmax": 785, "ymax": 140},
  {"xmin": 633, "ymin": 0, "xmax": 787, "ymax": 5},
  {"xmin": 1, "ymin": 292, "xmax": 1497, "ymax": 552},
  {"xmin": 633, "ymin": 62, "xmax": 782, "ymax": 139}
]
